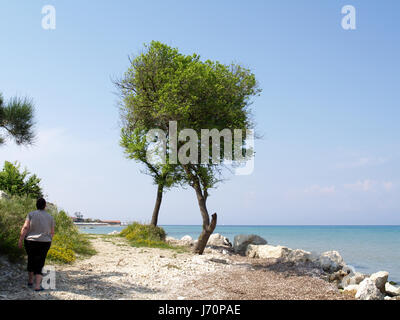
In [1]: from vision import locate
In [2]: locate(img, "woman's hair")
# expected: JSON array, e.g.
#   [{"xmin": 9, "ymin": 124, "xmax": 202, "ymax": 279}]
[{"xmin": 36, "ymin": 198, "xmax": 46, "ymax": 210}]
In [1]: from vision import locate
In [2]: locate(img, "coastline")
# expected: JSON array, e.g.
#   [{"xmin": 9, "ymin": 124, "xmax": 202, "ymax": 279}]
[
  {"xmin": 0, "ymin": 234, "xmax": 351, "ymax": 300},
  {"xmin": 78, "ymin": 225, "xmax": 400, "ymax": 283}
]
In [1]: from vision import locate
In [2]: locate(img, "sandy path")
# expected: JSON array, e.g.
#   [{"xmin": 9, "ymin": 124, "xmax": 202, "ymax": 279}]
[{"xmin": 0, "ymin": 235, "xmax": 351, "ymax": 300}]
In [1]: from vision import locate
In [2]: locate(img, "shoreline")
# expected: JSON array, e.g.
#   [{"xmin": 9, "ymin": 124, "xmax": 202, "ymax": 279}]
[{"xmin": 0, "ymin": 234, "xmax": 352, "ymax": 300}]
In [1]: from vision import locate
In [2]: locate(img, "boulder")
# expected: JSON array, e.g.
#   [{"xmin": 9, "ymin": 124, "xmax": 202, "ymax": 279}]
[
  {"xmin": 207, "ymin": 233, "xmax": 232, "ymax": 247},
  {"xmin": 341, "ymin": 272, "xmax": 368, "ymax": 288},
  {"xmin": 343, "ymin": 284, "xmax": 359, "ymax": 297},
  {"xmin": 385, "ymin": 282, "xmax": 400, "ymax": 296},
  {"xmin": 384, "ymin": 296, "xmax": 400, "ymax": 301},
  {"xmin": 329, "ymin": 270, "xmax": 348, "ymax": 286},
  {"xmin": 286, "ymin": 249, "xmax": 311, "ymax": 263},
  {"xmin": 180, "ymin": 235, "xmax": 193, "ymax": 242},
  {"xmin": 246, "ymin": 244, "xmax": 291, "ymax": 260},
  {"xmin": 0, "ymin": 190, "xmax": 9, "ymax": 200},
  {"xmin": 108, "ymin": 230, "xmax": 120, "ymax": 235},
  {"xmin": 233, "ymin": 234, "xmax": 267, "ymax": 254},
  {"xmin": 318, "ymin": 251, "xmax": 345, "ymax": 273},
  {"xmin": 369, "ymin": 271, "xmax": 389, "ymax": 293},
  {"xmin": 355, "ymin": 278, "xmax": 384, "ymax": 300}
]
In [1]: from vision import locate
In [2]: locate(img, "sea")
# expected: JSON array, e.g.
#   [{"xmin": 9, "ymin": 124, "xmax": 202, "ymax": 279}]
[{"xmin": 78, "ymin": 225, "xmax": 400, "ymax": 283}]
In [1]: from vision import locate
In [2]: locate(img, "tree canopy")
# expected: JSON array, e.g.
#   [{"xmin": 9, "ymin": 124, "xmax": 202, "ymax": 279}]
[{"xmin": 0, "ymin": 161, "xmax": 43, "ymax": 198}]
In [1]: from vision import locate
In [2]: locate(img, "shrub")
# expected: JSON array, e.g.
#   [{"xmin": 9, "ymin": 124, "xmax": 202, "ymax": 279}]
[
  {"xmin": 120, "ymin": 222, "xmax": 174, "ymax": 249},
  {"xmin": 47, "ymin": 246, "xmax": 76, "ymax": 263},
  {"xmin": 0, "ymin": 196, "xmax": 95, "ymax": 263},
  {"xmin": 0, "ymin": 195, "xmax": 35, "ymax": 260}
]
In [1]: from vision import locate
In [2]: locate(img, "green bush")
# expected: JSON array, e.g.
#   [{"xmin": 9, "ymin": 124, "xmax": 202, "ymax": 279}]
[
  {"xmin": 0, "ymin": 161, "xmax": 42, "ymax": 198},
  {"xmin": 0, "ymin": 196, "xmax": 95, "ymax": 263},
  {"xmin": 47, "ymin": 246, "xmax": 76, "ymax": 263},
  {"xmin": 120, "ymin": 222, "xmax": 174, "ymax": 249},
  {"xmin": 0, "ymin": 195, "xmax": 35, "ymax": 260}
]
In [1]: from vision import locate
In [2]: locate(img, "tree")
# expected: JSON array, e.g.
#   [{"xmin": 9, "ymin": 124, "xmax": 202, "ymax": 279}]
[
  {"xmin": 116, "ymin": 41, "xmax": 260, "ymax": 253},
  {"xmin": 0, "ymin": 161, "xmax": 43, "ymax": 198},
  {"xmin": 119, "ymin": 127, "xmax": 183, "ymax": 226},
  {"xmin": 0, "ymin": 93, "xmax": 35, "ymax": 146}
]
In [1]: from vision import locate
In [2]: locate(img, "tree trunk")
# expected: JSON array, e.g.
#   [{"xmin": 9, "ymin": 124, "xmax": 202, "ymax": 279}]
[
  {"xmin": 150, "ymin": 184, "xmax": 163, "ymax": 226},
  {"xmin": 192, "ymin": 182, "xmax": 217, "ymax": 254},
  {"xmin": 194, "ymin": 213, "xmax": 217, "ymax": 254}
]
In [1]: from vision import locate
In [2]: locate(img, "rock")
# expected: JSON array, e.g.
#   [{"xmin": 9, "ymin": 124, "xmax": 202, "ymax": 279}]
[
  {"xmin": 233, "ymin": 234, "xmax": 267, "ymax": 254},
  {"xmin": 369, "ymin": 271, "xmax": 389, "ymax": 293},
  {"xmin": 165, "ymin": 236, "xmax": 176, "ymax": 242},
  {"xmin": 246, "ymin": 244, "xmax": 291, "ymax": 260},
  {"xmin": 318, "ymin": 251, "xmax": 345, "ymax": 273},
  {"xmin": 329, "ymin": 270, "xmax": 348, "ymax": 287},
  {"xmin": 343, "ymin": 284, "xmax": 359, "ymax": 297},
  {"xmin": 0, "ymin": 190, "xmax": 9, "ymax": 200},
  {"xmin": 207, "ymin": 233, "xmax": 232, "ymax": 247},
  {"xmin": 341, "ymin": 272, "xmax": 368, "ymax": 288},
  {"xmin": 180, "ymin": 235, "xmax": 193, "ymax": 243},
  {"xmin": 108, "ymin": 230, "xmax": 120, "ymax": 235},
  {"xmin": 385, "ymin": 282, "xmax": 400, "ymax": 296},
  {"xmin": 286, "ymin": 249, "xmax": 312, "ymax": 263},
  {"xmin": 355, "ymin": 278, "xmax": 384, "ymax": 300},
  {"xmin": 384, "ymin": 296, "xmax": 400, "ymax": 300}
]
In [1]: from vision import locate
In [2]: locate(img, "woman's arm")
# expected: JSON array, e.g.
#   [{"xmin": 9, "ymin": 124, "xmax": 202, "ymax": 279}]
[{"xmin": 18, "ymin": 219, "xmax": 30, "ymax": 249}]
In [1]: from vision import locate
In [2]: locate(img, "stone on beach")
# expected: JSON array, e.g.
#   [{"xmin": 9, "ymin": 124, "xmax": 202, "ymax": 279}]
[
  {"xmin": 369, "ymin": 271, "xmax": 389, "ymax": 293},
  {"xmin": 233, "ymin": 234, "xmax": 267, "ymax": 254},
  {"xmin": 246, "ymin": 244, "xmax": 290, "ymax": 260},
  {"xmin": 108, "ymin": 230, "xmax": 120, "ymax": 235},
  {"xmin": 318, "ymin": 251, "xmax": 345, "ymax": 273},
  {"xmin": 180, "ymin": 235, "xmax": 193, "ymax": 243},
  {"xmin": 207, "ymin": 233, "xmax": 232, "ymax": 247},
  {"xmin": 341, "ymin": 272, "xmax": 368, "ymax": 289},
  {"xmin": 342, "ymin": 284, "xmax": 359, "ymax": 297},
  {"xmin": 355, "ymin": 278, "xmax": 384, "ymax": 300},
  {"xmin": 385, "ymin": 282, "xmax": 400, "ymax": 296}
]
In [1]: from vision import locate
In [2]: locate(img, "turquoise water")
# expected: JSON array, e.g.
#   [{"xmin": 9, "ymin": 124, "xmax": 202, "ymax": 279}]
[{"xmin": 78, "ymin": 225, "xmax": 400, "ymax": 282}]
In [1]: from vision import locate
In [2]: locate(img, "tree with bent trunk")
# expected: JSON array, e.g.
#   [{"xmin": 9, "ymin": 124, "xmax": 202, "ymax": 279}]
[{"xmin": 115, "ymin": 41, "xmax": 260, "ymax": 252}]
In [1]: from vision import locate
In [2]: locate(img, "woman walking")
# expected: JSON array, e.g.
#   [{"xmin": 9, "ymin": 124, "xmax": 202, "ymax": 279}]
[{"xmin": 18, "ymin": 198, "xmax": 55, "ymax": 291}]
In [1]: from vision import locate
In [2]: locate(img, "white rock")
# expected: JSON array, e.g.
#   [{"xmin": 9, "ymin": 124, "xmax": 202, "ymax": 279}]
[
  {"xmin": 207, "ymin": 233, "xmax": 232, "ymax": 247},
  {"xmin": 355, "ymin": 278, "xmax": 384, "ymax": 300},
  {"xmin": 108, "ymin": 230, "xmax": 120, "ymax": 235},
  {"xmin": 0, "ymin": 190, "xmax": 9, "ymax": 200},
  {"xmin": 341, "ymin": 272, "xmax": 368, "ymax": 288},
  {"xmin": 180, "ymin": 235, "xmax": 193, "ymax": 242},
  {"xmin": 385, "ymin": 282, "xmax": 400, "ymax": 296},
  {"xmin": 343, "ymin": 284, "xmax": 359, "ymax": 296},
  {"xmin": 369, "ymin": 271, "xmax": 389, "ymax": 293},
  {"xmin": 246, "ymin": 244, "xmax": 291, "ymax": 260},
  {"xmin": 318, "ymin": 251, "xmax": 345, "ymax": 273}
]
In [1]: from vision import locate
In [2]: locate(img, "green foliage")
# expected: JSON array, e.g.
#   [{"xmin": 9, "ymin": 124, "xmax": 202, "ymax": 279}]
[
  {"xmin": 116, "ymin": 41, "xmax": 260, "ymax": 190},
  {"xmin": 0, "ymin": 92, "xmax": 35, "ymax": 146},
  {"xmin": 0, "ymin": 196, "xmax": 95, "ymax": 263},
  {"xmin": 0, "ymin": 196, "xmax": 36, "ymax": 260},
  {"xmin": 47, "ymin": 246, "xmax": 76, "ymax": 264},
  {"xmin": 0, "ymin": 161, "xmax": 42, "ymax": 198},
  {"xmin": 120, "ymin": 222, "xmax": 178, "ymax": 249}
]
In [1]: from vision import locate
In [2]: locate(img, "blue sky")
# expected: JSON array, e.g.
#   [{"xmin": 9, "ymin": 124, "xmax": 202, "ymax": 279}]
[{"xmin": 1, "ymin": 0, "xmax": 399, "ymax": 224}]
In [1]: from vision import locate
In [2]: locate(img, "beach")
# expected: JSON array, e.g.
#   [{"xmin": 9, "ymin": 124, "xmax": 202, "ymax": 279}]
[{"xmin": 0, "ymin": 234, "xmax": 350, "ymax": 300}]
